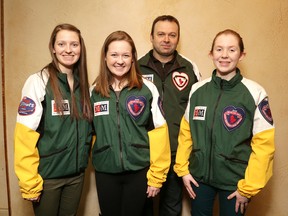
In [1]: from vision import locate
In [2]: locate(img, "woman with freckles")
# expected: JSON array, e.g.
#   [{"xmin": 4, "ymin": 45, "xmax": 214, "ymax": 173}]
[
  {"xmin": 14, "ymin": 23, "xmax": 93, "ymax": 216},
  {"xmin": 174, "ymin": 29, "xmax": 275, "ymax": 216},
  {"xmin": 90, "ymin": 30, "xmax": 170, "ymax": 216}
]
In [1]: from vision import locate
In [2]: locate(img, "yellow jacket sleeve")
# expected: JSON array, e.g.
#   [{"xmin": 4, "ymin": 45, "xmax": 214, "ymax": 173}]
[
  {"xmin": 237, "ymin": 128, "xmax": 275, "ymax": 198},
  {"xmin": 14, "ymin": 123, "xmax": 43, "ymax": 199},
  {"xmin": 174, "ymin": 117, "xmax": 192, "ymax": 177},
  {"xmin": 147, "ymin": 123, "xmax": 171, "ymax": 188}
]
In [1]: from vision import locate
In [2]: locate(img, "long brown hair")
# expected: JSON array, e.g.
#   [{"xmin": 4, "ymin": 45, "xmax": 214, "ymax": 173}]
[
  {"xmin": 93, "ymin": 30, "xmax": 143, "ymax": 97},
  {"xmin": 42, "ymin": 23, "xmax": 92, "ymax": 121}
]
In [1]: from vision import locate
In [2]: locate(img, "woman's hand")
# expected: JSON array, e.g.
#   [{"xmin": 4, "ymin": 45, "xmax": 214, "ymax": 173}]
[
  {"xmin": 146, "ymin": 186, "xmax": 160, "ymax": 198},
  {"xmin": 25, "ymin": 196, "xmax": 41, "ymax": 202},
  {"xmin": 182, "ymin": 174, "xmax": 199, "ymax": 199},
  {"xmin": 227, "ymin": 190, "xmax": 250, "ymax": 214}
]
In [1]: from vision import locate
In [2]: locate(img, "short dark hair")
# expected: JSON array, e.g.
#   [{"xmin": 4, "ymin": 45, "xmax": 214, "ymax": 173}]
[{"xmin": 150, "ymin": 15, "xmax": 180, "ymax": 38}]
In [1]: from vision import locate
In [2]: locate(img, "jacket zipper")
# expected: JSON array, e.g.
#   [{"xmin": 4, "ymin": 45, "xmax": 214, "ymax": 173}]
[
  {"xmin": 116, "ymin": 93, "xmax": 124, "ymax": 170},
  {"xmin": 208, "ymin": 80, "xmax": 223, "ymax": 182},
  {"xmin": 76, "ymin": 119, "xmax": 79, "ymax": 171}
]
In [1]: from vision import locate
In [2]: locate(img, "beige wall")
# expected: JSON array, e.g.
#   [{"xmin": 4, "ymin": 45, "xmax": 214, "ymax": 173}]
[{"xmin": 3, "ymin": 0, "xmax": 288, "ymax": 215}]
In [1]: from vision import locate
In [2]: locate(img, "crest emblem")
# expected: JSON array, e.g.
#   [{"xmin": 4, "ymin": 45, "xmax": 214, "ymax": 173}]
[
  {"xmin": 258, "ymin": 97, "xmax": 273, "ymax": 125},
  {"xmin": 172, "ymin": 72, "xmax": 189, "ymax": 91},
  {"xmin": 18, "ymin": 96, "xmax": 36, "ymax": 115},
  {"xmin": 126, "ymin": 95, "xmax": 146, "ymax": 120},
  {"xmin": 222, "ymin": 106, "xmax": 245, "ymax": 131}
]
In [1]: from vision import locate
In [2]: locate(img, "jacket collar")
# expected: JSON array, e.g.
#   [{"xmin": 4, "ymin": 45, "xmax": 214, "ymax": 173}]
[{"xmin": 212, "ymin": 68, "xmax": 243, "ymax": 89}]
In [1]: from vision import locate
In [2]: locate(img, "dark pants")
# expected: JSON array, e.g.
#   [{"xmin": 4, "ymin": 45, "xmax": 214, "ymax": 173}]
[
  {"xmin": 95, "ymin": 168, "xmax": 148, "ymax": 216},
  {"xmin": 33, "ymin": 173, "xmax": 84, "ymax": 216},
  {"xmin": 143, "ymin": 161, "xmax": 183, "ymax": 216},
  {"xmin": 190, "ymin": 182, "xmax": 245, "ymax": 216}
]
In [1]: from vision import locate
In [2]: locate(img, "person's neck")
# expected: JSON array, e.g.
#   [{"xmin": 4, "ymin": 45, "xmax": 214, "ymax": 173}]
[
  {"xmin": 216, "ymin": 70, "xmax": 236, "ymax": 81},
  {"xmin": 152, "ymin": 51, "xmax": 174, "ymax": 63},
  {"xmin": 112, "ymin": 78, "xmax": 127, "ymax": 91}
]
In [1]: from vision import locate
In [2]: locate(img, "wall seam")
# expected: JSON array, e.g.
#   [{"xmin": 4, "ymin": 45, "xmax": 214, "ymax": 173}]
[{"xmin": 1, "ymin": 0, "xmax": 11, "ymax": 215}]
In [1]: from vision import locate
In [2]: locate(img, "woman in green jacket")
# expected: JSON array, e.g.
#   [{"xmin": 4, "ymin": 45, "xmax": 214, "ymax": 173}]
[
  {"xmin": 174, "ymin": 29, "xmax": 275, "ymax": 216},
  {"xmin": 14, "ymin": 23, "xmax": 93, "ymax": 216},
  {"xmin": 90, "ymin": 30, "xmax": 171, "ymax": 216}
]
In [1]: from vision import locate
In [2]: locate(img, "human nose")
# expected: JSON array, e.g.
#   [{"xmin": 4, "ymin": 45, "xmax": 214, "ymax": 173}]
[
  {"xmin": 221, "ymin": 50, "xmax": 228, "ymax": 58},
  {"xmin": 65, "ymin": 45, "xmax": 72, "ymax": 53},
  {"xmin": 116, "ymin": 56, "xmax": 124, "ymax": 64},
  {"xmin": 164, "ymin": 35, "xmax": 170, "ymax": 42}
]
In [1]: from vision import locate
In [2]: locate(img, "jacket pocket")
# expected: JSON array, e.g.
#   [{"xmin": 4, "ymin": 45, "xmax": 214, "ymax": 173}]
[
  {"xmin": 213, "ymin": 153, "xmax": 248, "ymax": 186},
  {"xmin": 127, "ymin": 143, "xmax": 150, "ymax": 168},
  {"xmin": 38, "ymin": 146, "xmax": 69, "ymax": 178},
  {"xmin": 92, "ymin": 145, "xmax": 115, "ymax": 172},
  {"xmin": 189, "ymin": 148, "xmax": 206, "ymax": 179}
]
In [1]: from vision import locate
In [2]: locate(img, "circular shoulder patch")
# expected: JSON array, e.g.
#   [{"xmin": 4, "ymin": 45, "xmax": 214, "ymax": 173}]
[{"xmin": 18, "ymin": 96, "xmax": 36, "ymax": 115}]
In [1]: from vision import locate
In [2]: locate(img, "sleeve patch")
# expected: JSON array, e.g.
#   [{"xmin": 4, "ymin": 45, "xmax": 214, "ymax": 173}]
[
  {"xmin": 258, "ymin": 97, "xmax": 273, "ymax": 125},
  {"xmin": 18, "ymin": 96, "xmax": 36, "ymax": 116}
]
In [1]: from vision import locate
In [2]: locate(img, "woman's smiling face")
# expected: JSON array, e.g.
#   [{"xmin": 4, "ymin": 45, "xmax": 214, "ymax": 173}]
[
  {"xmin": 53, "ymin": 29, "xmax": 81, "ymax": 73},
  {"xmin": 105, "ymin": 40, "xmax": 132, "ymax": 81},
  {"xmin": 210, "ymin": 33, "xmax": 245, "ymax": 79}
]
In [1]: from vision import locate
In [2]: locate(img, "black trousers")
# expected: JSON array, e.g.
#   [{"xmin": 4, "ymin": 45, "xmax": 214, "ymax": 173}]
[
  {"xmin": 143, "ymin": 161, "xmax": 183, "ymax": 216},
  {"xmin": 95, "ymin": 167, "xmax": 148, "ymax": 216}
]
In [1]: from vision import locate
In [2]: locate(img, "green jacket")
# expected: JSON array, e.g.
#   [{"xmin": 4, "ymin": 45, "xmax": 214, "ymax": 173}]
[
  {"xmin": 14, "ymin": 70, "xmax": 92, "ymax": 198},
  {"xmin": 90, "ymin": 78, "xmax": 171, "ymax": 187},
  {"xmin": 138, "ymin": 50, "xmax": 200, "ymax": 156},
  {"xmin": 175, "ymin": 69, "xmax": 275, "ymax": 197}
]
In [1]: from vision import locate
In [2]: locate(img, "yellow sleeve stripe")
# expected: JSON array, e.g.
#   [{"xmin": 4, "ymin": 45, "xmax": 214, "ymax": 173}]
[
  {"xmin": 238, "ymin": 128, "xmax": 275, "ymax": 198},
  {"xmin": 147, "ymin": 123, "xmax": 171, "ymax": 188},
  {"xmin": 14, "ymin": 122, "xmax": 43, "ymax": 198},
  {"xmin": 174, "ymin": 117, "xmax": 192, "ymax": 177}
]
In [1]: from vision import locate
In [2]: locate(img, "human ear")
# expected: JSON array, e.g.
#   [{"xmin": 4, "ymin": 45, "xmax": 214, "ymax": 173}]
[{"xmin": 239, "ymin": 52, "xmax": 246, "ymax": 61}]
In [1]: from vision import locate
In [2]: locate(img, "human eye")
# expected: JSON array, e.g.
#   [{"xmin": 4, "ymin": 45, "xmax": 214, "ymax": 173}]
[
  {"xmin": 169, "ymin": 33, "xmax": 177, "ymax": 38},
  {"xmin": 123, "ymin": 53, "xmax": 131, "ymax": 59},
  {"xmin": 215, "ymin": 47, "xmax": 222, "ymax": 52},
  {"xmin": 72, "ymin": 42, "xmax": 79, "ymax": 48},
  {"xmin": 57, "ymin": 42, "xmax": 64, "ymax": 47},
  {"xmin": 157, "ymin": 32, "xmax": 165, "ymax": 37}
]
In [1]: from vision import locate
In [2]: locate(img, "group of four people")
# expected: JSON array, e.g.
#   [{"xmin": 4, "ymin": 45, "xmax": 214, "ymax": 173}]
[{"xmin": 14, "ymin": 15, "xmax": 275, "ymax": 216}]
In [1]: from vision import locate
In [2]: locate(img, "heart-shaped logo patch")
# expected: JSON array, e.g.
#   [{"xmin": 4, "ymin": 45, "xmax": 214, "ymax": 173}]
[
  {"xmin": 172, "ymin": 71, "xmax": 189, "ymax": 91},
  {"xmin": 126, "ymin": 95, "xmax": 146, "ymax": 120},
  {"xmin": 222, "ymin": 106, "xmax": 246, "ymax": 131}
]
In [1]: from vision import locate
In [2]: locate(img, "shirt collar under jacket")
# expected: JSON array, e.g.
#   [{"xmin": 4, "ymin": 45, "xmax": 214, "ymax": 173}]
[
  {"xmin": 212, "ymin": 68, "xmax": 243, "ymax": 90},
  {"xmin": 149, "ymin": 49, "xmax": 177, "ymax": 65}
]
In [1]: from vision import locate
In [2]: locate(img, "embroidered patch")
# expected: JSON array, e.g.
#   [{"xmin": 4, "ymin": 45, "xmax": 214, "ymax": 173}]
[
  {"xmin": 222, "ymin": 106, "xmax": 245, "ymax": 131},
  {"xmin": 172, "ymin": 71, "xmax": 189, "ymax": 91},
  {"xmin": 126, "ymin": 95, "xmax": 146, "ymax": 120},
  {"xmin": 94, "ymin": 101, "xmax": 109, "ymax": 116},
  {"xmin": 51, "ymin": 100, "xmax": 70, "ymax": 116},
  {"xmin": 258, "ymin": 97, "xmax": 273, "ymax": 125},
  {"xmin": 18, "ymin": 96, "xmax": 36, "ymax": 115},
  {"xmin": 142, "ymin": 74, "xmax": 154, "ymax": 82},
  {"xmin": 193, "ymin": 106, "xmax": 207, "ymax": 120}
]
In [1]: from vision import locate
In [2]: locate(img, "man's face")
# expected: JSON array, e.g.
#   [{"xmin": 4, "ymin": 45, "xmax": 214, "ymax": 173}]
[{"xmin": 150, "ymin": 20, "xmax": 179, "ymax": 60}]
